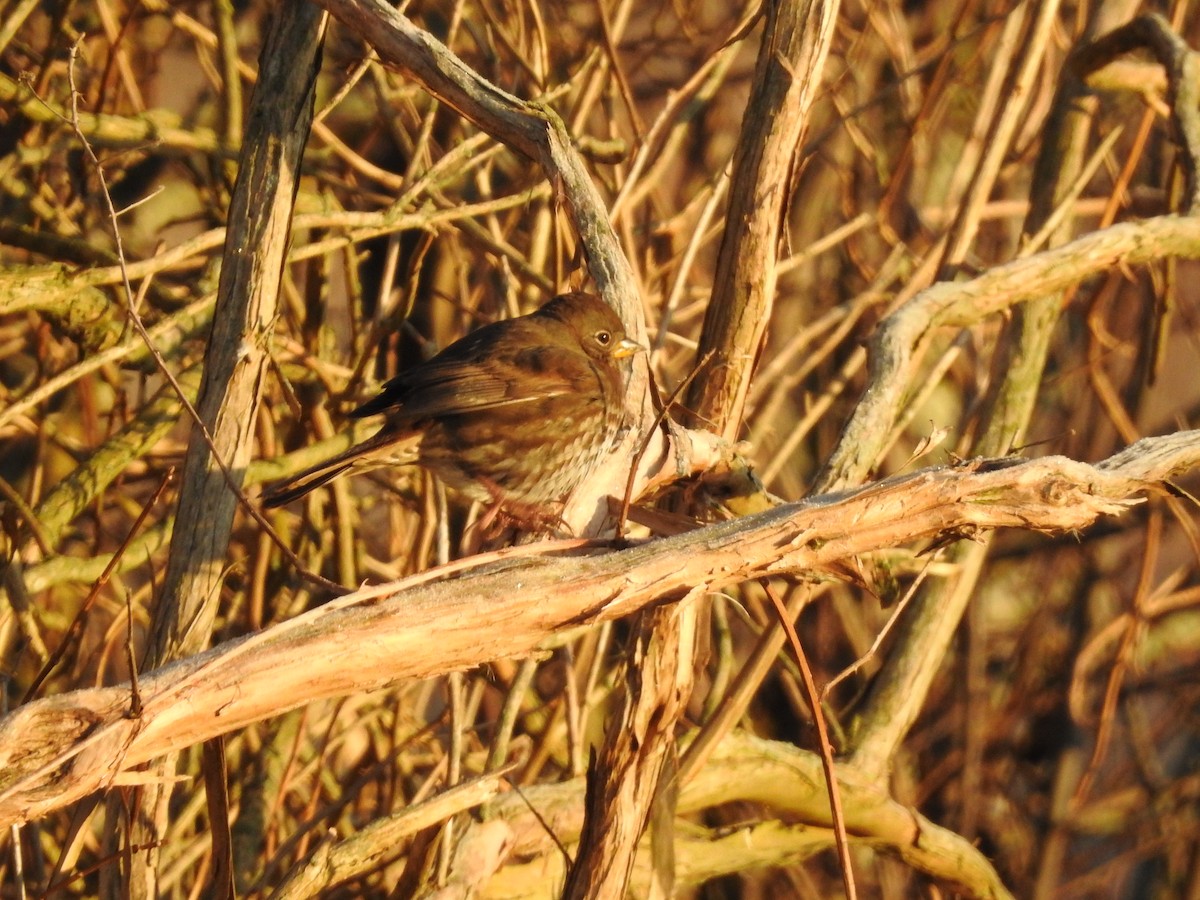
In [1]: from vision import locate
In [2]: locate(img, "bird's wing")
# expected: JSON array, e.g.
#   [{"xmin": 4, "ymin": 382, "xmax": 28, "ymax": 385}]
[{"xmin": 352, "ymin": 340, "xmax": 593, "ymax": 420}]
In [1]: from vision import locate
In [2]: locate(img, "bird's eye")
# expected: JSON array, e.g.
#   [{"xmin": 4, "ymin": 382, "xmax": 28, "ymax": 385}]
[{"xmin": 594, "ymin": 330, "xmax": 612, "ymax": 345}]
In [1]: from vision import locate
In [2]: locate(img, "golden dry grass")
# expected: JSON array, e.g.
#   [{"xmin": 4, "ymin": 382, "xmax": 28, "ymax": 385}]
[{"xmin": 0, "ymin": 1, "xmax": 1199, "ymax": 897}]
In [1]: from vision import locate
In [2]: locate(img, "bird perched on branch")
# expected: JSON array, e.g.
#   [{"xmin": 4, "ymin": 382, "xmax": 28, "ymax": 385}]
[{"xmin": 262, "ymin": 292, "xmax": 641, "ymax": 528}]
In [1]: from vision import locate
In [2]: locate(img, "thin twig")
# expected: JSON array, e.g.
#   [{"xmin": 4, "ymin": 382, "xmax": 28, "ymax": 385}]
[{"xmin": 763, "ymin": 582, "xmax": 856, "ymax": 900}]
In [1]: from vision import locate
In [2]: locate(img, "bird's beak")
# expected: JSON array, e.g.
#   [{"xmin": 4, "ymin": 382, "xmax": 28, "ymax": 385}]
[{"xmin": 613, "ymin": 337, "xmax": 645, "ymax": 359}]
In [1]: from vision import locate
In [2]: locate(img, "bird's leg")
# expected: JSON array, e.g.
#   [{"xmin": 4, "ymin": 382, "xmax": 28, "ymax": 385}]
[{"xmin": 460, "ymin": 480, "xmax": 573, "ymax": 554}]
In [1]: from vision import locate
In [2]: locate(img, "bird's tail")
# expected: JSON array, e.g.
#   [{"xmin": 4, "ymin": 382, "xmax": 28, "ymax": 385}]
[{"xmin": 260, "ymin": 429, "xmax": 418, "ymax": 508}]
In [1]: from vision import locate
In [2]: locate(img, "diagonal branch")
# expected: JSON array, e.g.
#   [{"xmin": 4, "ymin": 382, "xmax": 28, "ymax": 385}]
[
  {"xmin": 0, "ymin": 431, "xmax": 1194, "ymax": 826},
  {"xmin": 816, "ymin": 215, "xmax": 1200, "ymax": 492}
]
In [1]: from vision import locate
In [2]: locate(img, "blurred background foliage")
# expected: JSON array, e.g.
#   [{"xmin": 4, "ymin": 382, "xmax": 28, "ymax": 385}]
[{"xmin": 0, "ymin": 0, "xmax": 1198, "ymax": 896}]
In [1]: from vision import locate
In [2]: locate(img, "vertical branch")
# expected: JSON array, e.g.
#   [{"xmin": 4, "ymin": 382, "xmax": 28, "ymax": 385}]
[
  {"xmin": 148, "ymin": 6, "xmax": 326, "ymax": 664},
  {"xmin": 111, "ymin": 8, "xmax": 326, "ymax": 898},
  {"xmin": 565, "ymin": 0, "xmax": 843, "ymax": 895},
  {"xmin": 562, "ymin": 592, "xmax": 700, "ymax": 900},
  {"xmin": 685, "ymin": 0, "xmax": 840, "ymax": 442}
]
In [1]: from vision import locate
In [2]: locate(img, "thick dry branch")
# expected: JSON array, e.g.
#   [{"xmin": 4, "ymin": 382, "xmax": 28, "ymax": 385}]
[{"xmin": 0, "ymin": 431, "xmax": 1195, "ymax": 825}]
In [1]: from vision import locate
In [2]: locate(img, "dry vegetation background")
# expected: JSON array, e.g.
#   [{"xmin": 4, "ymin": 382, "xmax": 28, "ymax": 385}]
[{"xmin": 0, "ymin": 0, "xmax": 1199, "ymax": 898}]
